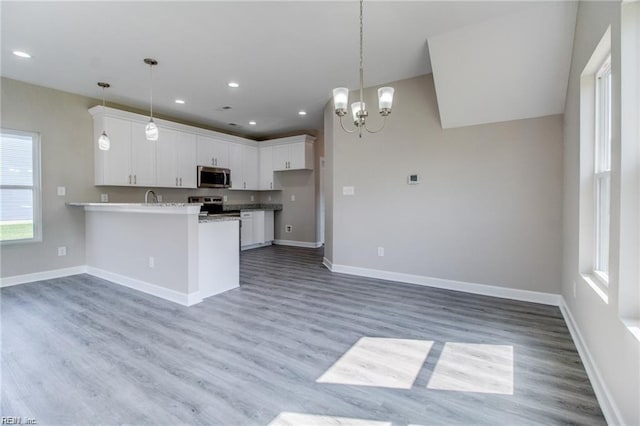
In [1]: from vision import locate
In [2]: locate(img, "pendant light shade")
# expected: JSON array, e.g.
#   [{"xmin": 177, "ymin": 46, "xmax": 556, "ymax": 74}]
[
  {"xmin": 144, "ymin": 58, "xmax": 159, "ymax": 141},
  {"xmin": 145, "ymin": 119, "xmax": 159, "ymax": 141},
  {"xmin": 333, "ymin": 87, "xmax": 349, "ymax": 113},
  {"xmin": 97, "ymin": 82, "xmax": 111, "ymax": 151}
]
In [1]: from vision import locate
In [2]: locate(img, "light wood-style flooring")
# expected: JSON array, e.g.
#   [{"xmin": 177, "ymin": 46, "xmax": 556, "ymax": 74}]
[{"xmin": 1, "ymin": 246, "xmax": 604, "ymax": 425}]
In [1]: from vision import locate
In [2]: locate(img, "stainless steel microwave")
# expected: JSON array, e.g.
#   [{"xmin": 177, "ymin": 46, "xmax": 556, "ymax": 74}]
[{"xmin": 197, "ymin": 166, "xmax": 231, "ymax": 188}]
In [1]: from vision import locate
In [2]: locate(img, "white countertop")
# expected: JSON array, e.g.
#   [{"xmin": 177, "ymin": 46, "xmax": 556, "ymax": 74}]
[{"xmin": 67, "ymin": 202, "xmax": 202, "ymax": 214}]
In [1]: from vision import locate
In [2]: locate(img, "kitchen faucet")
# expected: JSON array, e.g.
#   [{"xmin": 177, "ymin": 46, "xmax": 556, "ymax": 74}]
[{"xmin": 144, "ymin": 190, "xmax": 158, "ymax": 204}]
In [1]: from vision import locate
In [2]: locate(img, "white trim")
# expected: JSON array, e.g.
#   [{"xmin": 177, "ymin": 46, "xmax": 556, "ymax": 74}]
[
  {"xmin": 0, "ymin": 266, "xmax": 88, "ymax": 287},
  {"xmin": 328, "ymin": 263, "xmax": 561, "ymax": 306},
  {"xmin": 86, "ymin": 266, "xmax": 202, "ymax": 307},
  {"xmin": 322, "ymin": 257, "xmax": 333, "ymax": 271},
  {"xmin": 559, "ymin": 297, "xmax": 623, "ymax": 426},
  {"xmin": 274, "ymin": 239, "xmax": 323, "ymax": 249}
]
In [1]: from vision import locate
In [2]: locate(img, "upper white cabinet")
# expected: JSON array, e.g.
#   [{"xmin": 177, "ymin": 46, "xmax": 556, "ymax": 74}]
[
  {"xmin": 270, "ymin": 138, "xmax": 314, "ymax": 171},
  {"xmin": 197, "ymin": 136, "xmax": 229, "ymax": 168},
  {"xmin": 94, "ymin": 115, "xmax": 157, "ymax": 186},
  {"xmin": 157, "ymin": 127, "xmax": 197, "ymax": 188},
  {"xmin": 90, "ymin": 106, "xmax": 314, "ymax": 191},
  {"xmin": 229, "ymin": 144, "xmax": 258, "ymax": 190},
  {"xmin": 258, "ymin": 145, "xmax": 274, "ymax": 190}
]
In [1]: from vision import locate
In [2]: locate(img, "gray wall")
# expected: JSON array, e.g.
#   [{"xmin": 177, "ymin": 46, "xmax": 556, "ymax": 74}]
[
  {"xmin": 1, "ymin": 78, "xmax": 98, "ymax": 277},
  {"xmin": 0, "ymin": 77, "xmax": 316, "ymax": 278},
  {"xmin": 325, "ymin": 73, "xmax": 564, "ymax": 294},
  {"xmin": 562, "ymin": 2, "xmax": 639, "ymax": 424}
]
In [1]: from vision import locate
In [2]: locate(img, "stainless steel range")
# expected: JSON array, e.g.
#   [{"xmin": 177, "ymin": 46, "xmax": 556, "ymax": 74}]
[{"xmin": 188, "ymin": 196, "xmax": 240, "ymax": 218}]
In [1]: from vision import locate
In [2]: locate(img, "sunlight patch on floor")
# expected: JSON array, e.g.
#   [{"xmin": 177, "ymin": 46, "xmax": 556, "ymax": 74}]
[
  {"xmin": 269, "ymin": 412, "xmax": 392, "ymax": 426},
  {"xmin": 317, "ymin": 337, "xmax": 433, "ymax": 389},
  {"xmin": 427, "ymin": 342, "xmax": 514, "ymax": 395}
]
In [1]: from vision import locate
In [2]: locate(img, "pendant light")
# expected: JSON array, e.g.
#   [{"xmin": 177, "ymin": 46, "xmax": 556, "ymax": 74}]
[
  {"xmin": 333, "ymin": 0, "xmax": 394, "ymax": 138},
  {"xmin": 144, "ymin": 58, "xmax": 159, "ymax": 141},
  {"xmin": 97, "ymin": 82, "xmax": 111, "ymax": 151}
]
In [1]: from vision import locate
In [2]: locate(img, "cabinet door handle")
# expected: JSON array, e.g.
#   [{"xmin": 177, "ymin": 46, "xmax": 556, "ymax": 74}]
[
  {"xmin": 244, "ymin": 182, "xmax": 246, "ymax": 189},
  {"xmin": 176, "ymin": 177, "xmax": 178, "ymax": 186},
  {"xmin": 129, "ymin": 174, "xmax": 132, "ymax": 184},
  {"xmin": 179, "ymin": 177, "xmax": 183, "ymax": 186},
  {"xmin": 134, "ymin": 175, "xmax": 137, "ymax": 185},
  {"xmin": 212, "ymin": 157, "xmax": 214, "ymax": 166},
  {"xmin": 270, "ymin": 182, "xmax": 272, "ymax": 189}
]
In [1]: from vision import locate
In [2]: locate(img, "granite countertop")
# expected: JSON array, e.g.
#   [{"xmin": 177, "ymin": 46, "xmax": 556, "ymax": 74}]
[
  {"xmin": 67, "ymin": 202, "xmax": 202, "ymax": 207},
  {"xmin": 223, "ymin": 203, "xmax": 283, "ymax": 212}
]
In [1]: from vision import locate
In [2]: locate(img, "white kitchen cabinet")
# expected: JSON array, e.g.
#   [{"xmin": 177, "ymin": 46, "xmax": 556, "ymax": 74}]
[
  {"xmin": 229, "ymin": 144, "xmax": 258, "ymax": 190},
  {"xmin": 264, "ymin": 210, "xmax": 274, "ymax": 242},
  {"xmin": 197, "ymin": 135, "xmax": 229, "ymax": 168},
  {"xmin": 258, "ymin": 145, "xmax": 274, "ymax": 190},
  {"xmin": 272, "ymin": 141, "xmax": 313, "ymax": 171},
  {"xmin": 94, "ymin": 115, "xmax": 157, "ymax": 186},
  {"xmin": 97, "ymin": 116, "xmax": 132, "ymax": 186},
  {"xmin": 241, "ymin": 210, "xmax": 274, "ymax": 249},
  {"xmin": 176, "ymin": 132, "xmax": 197, "ymax": 188},
  {"xmin": 241, "ymin": 211, "xmax": 254, "ymax": 247},
  {"xmin": 130, "ymin": 122, "xmax": 157, "ymax": 186},
  {"xmin": 157, "ymin": 127, "xmax": 197, "ymax": 188}
]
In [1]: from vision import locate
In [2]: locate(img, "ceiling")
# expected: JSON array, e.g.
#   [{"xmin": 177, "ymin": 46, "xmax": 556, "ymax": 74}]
[{"xmin": 1, "ymin": 1, "xmax": 573, "ymax": 139}]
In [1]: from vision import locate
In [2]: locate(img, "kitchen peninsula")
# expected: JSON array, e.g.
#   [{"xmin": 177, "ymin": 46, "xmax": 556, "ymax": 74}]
[{"xmin": 68, "ymin": 202, "xmax": 239, "ymax": 306}]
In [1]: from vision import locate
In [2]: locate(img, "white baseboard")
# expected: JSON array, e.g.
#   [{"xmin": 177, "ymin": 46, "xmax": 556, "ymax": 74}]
[
  {"xmin": 322, "ymin": 257, "xmax": 333, "ymax": 271},
  {"xmin": 86, "ymin": 266, "xmax": 202, "ymax": 307},
  {"xmin": 241, "ymin": 241, "xmax": 273, "ymax": 251},
  {"xmin": 1, "ymin": 266, "xmax": 88, "ymax": 288},
  {"xmin": 559, "ymin": 298, "xmax": 623, "ymax": 426},
  {"xmin": 274, "ymin": 239, "xmax": 323, "ymax": 248},
  {"xmin": 327, "ymin": 262, "xmax": 561, "ymax": 306}
]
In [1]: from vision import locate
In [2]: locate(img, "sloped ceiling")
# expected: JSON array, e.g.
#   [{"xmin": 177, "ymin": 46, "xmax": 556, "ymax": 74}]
[{"xmin": 428, "ymin": 2, "xmax": 578, "ymax": 129}]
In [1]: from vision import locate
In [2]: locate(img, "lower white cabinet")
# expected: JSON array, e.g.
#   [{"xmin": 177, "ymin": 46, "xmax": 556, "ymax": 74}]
[{"xmin": 241, "ymin": 210, "xmax": 275, "ymax": 249}]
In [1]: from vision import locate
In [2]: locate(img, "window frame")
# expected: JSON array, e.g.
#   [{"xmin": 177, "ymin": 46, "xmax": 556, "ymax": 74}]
[
  {"xmin": 0, "ymin": 128, "xmax": 42, "ymax": 245},
  {"xmin": 593, "ymin": 55, "xmax": 612, "ymax": 284}
]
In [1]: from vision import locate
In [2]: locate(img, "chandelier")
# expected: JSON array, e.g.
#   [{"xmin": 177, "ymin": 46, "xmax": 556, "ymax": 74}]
[{"xmin": 333, "ymin": 0, "xmax": 394, "ymax": 138}]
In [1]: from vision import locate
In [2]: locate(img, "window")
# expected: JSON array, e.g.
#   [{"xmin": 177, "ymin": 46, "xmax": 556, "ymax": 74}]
[
  {"xmin": 0, "ymin": 129, "xmax": 41, "ymax": 243},
  {"xmin": 594, "ymin": 56, "xmax": 612, "ymax": 282}
]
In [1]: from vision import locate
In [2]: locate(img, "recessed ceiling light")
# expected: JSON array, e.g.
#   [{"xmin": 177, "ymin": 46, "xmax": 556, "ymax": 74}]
[
  {"xmin": 298, "ymin": 110, "xmax": 307, "ymax": 116},
  {"xmin": 13, "ymin": 50, "xmax": 31, "ymax": 58},
  {"xmin": 228, "ymin": 123, "xmax": 238, "ymax": 127},
  {"xmin": 175, "ymin": 99, "xmax": 185, "ymax": 104},
  {"xmin": 249, "ymin": 121, "xmax": 257, "ymax": 126},
  {"xmin": 228, "ymin": 82, "xmax": 239, "ymax": 88},
  {"xmin": 222, "ymin": 106, "xmax": 232, "ymax": 110}
]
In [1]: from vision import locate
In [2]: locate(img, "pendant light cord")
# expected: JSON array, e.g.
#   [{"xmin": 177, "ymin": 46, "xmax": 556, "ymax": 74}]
[{"xmin": 149, "ymin": 64, "xmax": 154, "ymax": 119}]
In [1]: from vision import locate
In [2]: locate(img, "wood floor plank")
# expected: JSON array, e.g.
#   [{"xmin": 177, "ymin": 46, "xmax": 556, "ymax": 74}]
[{"xmin": 1, "ymin": 246, "xmax": 605, "ymax": 425}]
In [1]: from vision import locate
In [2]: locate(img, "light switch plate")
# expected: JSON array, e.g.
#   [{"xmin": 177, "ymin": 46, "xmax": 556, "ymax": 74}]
[
  {"xmin": 343, "ymin": 186, "xmax": 355, "ymax": 195},
  {"xmin": 250, "ymin": 195, "xmax": 255, "ymax": 202},
  {"xmin": 57, "ymin": 186, "xmax": 66, "ymax": 196},
  {"xmin": 57, "ymin": 246, "xmax": 67, "ymax": 256},
  {"xmin": 100, "ymin": 193, "xmax": 109, "ymax": 202},
  {"xmin": 290, "ymin": 194, "xmax": 296, "ymax": 201},
  {"xmin": 223, "ymin": 195, "xmax": 228, "ymax": 202}
]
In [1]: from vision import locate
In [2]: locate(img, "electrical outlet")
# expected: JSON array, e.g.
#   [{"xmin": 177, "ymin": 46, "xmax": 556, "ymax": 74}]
[
  {"xmin": 377, "ymin": 246, "xmax": 385, "ymax": 257},
  {"xmin": 268, "ymin": 195, "xmax": 272, "ymax": 201},
  {"xmin": 57, "ymin": 186, "xmax": 66, "ymax": 196},
  {"xmin": 57, "ymin": 246, "xmax": 67, "ymax": 256},
  {"xmin": 285, "ymin": 225, "xmax": 293, "ymax": 233},
  {"xmin": 157, "ymin": 194, "xmax": 163, "ymax": 202},
  {"xmin": 250, "ymin": 195, "xmax": 255, "ymax": 202},
  {"xmin": 100, "ymin": 193, "xmax": 109, "ymax": 202},
  {"xmin": 223, "ymin": 195, "xmax": 228, "ymax": 202},
  {"xmin": 573, "ymin": 280, "xmax": 577, "ymax": 298},
  {"xmin": 290, "ymin": 194, "xmax": 296, "ymax": 201},
  {"xmin": 148, "ymin": 256, "xmax": 155, "ymax": 268}
]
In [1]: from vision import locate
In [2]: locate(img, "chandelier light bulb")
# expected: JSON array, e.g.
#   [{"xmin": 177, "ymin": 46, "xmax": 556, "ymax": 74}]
[
  {"xmin": 378, "ymin": 87, "xmax": 394, "ymax": 111},
  {"xmin": 333, "ymin": 87, "xmax": 349, "ymax": 112},
  {"xmin": 351, "ymin": 101, "xmax": 365, "ymax": 123}
]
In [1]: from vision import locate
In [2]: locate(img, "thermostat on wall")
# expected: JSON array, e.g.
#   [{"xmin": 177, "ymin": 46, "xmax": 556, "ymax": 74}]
[{"xmin": 407, "ymin": 174, "xmax": 420, "ymax": 185}]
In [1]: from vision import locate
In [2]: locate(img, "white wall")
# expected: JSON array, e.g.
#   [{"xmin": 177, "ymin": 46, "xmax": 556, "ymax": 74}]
[
  {"xmin": 562, "ymin": 2, "xmax": 639, "ymax": 424},
  {"xmin": 325, "ymin": 74, "xmax": 563, "ymax": 295}
]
